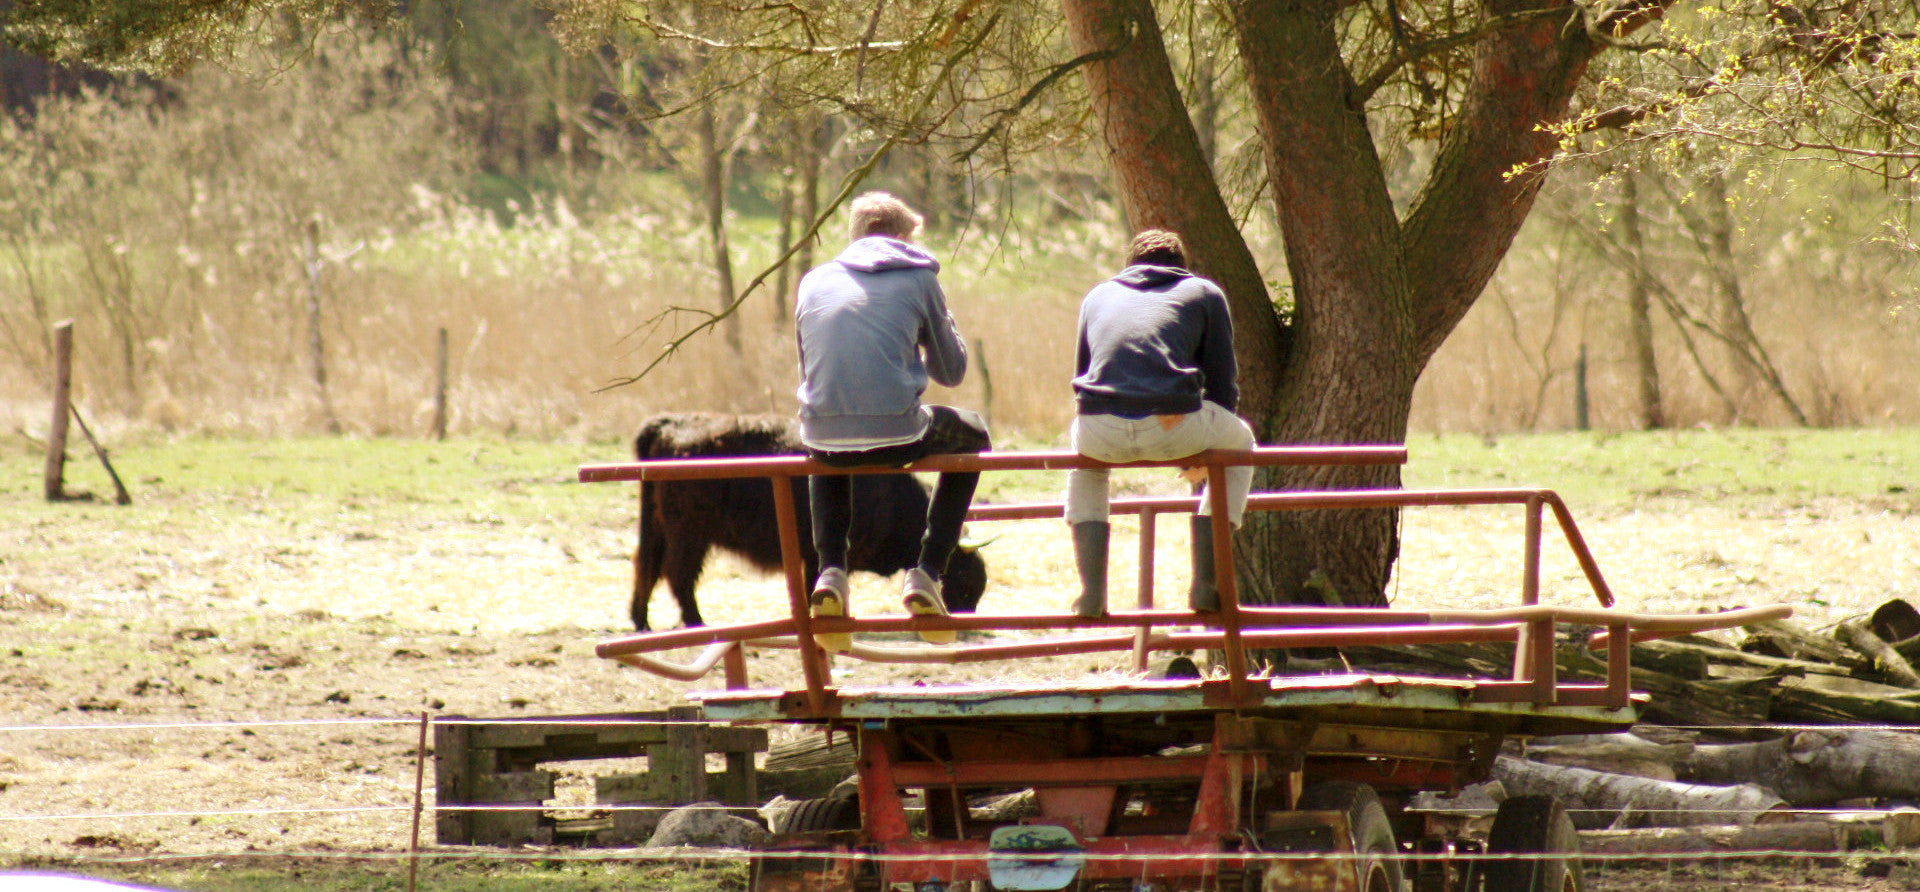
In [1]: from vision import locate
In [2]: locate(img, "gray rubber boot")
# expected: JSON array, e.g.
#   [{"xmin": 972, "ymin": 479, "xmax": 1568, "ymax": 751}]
[
  {"xmin": 1189, "ymin": 516, "xmax": 1219, "ymax": 612},
  {"xmin": 1070, "ymin": 521, "xmax": 1110, "ymax": 618}
]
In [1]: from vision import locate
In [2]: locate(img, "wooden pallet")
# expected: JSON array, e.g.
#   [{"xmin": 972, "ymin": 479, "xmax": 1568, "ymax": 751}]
[{"xmin": 434, "ymin": 706, "xmax": 767, "ymax": 845}]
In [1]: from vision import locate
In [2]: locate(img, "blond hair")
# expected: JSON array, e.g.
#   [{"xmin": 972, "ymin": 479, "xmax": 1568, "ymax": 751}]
[
  {"xmin": 848, "ymin": 191, "xmax": 924, "ymax": 241},
  {"xmin": 1127, "ymin": 229, "xmax": 1188, "ymax": 267}
]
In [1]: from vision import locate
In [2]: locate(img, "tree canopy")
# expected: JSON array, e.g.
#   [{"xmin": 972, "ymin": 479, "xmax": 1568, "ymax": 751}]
[{"xmin": 10, "ymin": 0, "xmax": 1915, "ymax": 609}]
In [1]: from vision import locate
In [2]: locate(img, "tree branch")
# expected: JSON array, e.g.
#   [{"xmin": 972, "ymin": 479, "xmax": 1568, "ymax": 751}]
[
  {"xmin": 955, "ymin": 22, "xmax": 1135, "ymax": 160},
  {"xmin": 1353, "ymin": 8, "xmax": 1568, "ymax": 104},
  {"xmin": 598, "ymin": 12, "xmax": 1003, "ymax": 391}
]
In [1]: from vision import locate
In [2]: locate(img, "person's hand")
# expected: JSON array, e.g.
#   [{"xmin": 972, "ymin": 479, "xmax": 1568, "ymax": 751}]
[{"xmin": 1179, "ymin": 466, "xmax": 1207, "ymax": 485}]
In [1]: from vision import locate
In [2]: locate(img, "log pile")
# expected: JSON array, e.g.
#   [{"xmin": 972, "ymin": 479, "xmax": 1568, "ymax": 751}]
[{"xmin": 1349, "ymin": 599, "xmax": 1920, "ymax": 855}]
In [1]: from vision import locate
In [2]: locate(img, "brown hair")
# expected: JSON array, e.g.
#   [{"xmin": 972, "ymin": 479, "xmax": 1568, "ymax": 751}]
[
  {"xmin": 1127, "ymin": 229, "xmax": 1187, "ymax": 267},
  {"xmin": 848, "ymin": 191, "xmax": 924, "ymax": 241}
]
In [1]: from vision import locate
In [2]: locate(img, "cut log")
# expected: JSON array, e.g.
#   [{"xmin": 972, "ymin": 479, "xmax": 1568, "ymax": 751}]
[
  {"xmin": 1742, "ymin": 619, "xmax": 1858, "ymax": 666},
  {"xmin": 1635, "ymin": 637, "xmax": 1856, "ymax": 681},
  {"xmin": 1835, "ymin": 618, "xmax": 1920, "ymax": 688},
  {"xmin": 1558, "ymin": 645, "xmax": 1774, "ymax": 728},
  {"xmin": 1682, "ymin": 729, "xmax": 1920, "ymax": 806},
  {"xmin": 1577, "ymin": 821, "xmax": 1845, "ymax": 855},
  {"xmin": 1514, "ymin": 732, "xmax": 1692, "ymax": 781},
  {"xmin": 1770, "ymin": 674, "xmax": 1920, "ymax": 725},
  {"xmin": 1494, "ymin": 755, "xmax": 1786, "ymax": 828},
  {"xmin": 1870, "ymin": 600, "xmax": 1920, "ymax": 648}
]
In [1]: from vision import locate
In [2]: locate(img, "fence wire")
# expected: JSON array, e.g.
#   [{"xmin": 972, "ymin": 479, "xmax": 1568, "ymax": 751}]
[{"xmin": 3, "ymin": 715, "xmax": 1918, "ymax": 879}]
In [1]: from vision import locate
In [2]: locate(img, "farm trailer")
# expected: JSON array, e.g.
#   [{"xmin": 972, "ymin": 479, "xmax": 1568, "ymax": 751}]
[{"xmin": 579, "ymin": 447, "xmax": 1789, "ymax": 892}]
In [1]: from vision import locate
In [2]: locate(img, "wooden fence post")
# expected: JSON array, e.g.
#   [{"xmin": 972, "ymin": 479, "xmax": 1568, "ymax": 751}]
[
  {"xmin": 43, "ymin": 319, "xmax": 73, "ymax": 501},
  {"xmin": 304, "ymin": 217, "xmax": 342, "ymax": 434},
  {"xmin": 431, "ymin": 327, "xmax": 449, "ymax": 441}
]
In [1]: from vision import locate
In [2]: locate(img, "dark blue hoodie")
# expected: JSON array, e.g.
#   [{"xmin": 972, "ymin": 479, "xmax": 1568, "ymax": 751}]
[{"xmin": 1072, "ymin": 264, "xmax": 1237, "ymax": 417}]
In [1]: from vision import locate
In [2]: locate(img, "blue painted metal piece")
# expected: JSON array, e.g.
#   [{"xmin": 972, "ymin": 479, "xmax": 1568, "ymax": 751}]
[{"xmin": 987, "ymin": 825, "xmax": 1086, "ymax": 891}]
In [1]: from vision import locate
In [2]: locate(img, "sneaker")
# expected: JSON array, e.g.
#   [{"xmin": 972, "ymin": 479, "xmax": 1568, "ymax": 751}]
[
  {"xmin": 901, "ymin": 568, "xmax": 955, "ymax": 644},
  {"xmin": 810, "ymin": 567, "xmax": 852, "ymax": 654}
]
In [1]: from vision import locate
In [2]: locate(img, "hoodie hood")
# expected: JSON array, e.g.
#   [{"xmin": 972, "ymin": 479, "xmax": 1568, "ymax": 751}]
[
  {"xmin": 836, "ymin": 236, "xmax": 941, "ymax": 274},
  {"xmin": 1112, "ymin": 264, "xmax": 1190, "ymax": 289}
]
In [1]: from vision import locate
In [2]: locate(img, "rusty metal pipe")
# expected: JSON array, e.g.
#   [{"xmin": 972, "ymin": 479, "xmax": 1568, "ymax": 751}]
[{"xmin": 579, "ymin": 446, "xmax": 1408, "ymax": 484}]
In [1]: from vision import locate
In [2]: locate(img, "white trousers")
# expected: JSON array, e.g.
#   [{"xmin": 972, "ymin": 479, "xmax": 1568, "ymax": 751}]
[{"xmin": 1065, "ymin": 400, "xmax": 1257, "ymax": 526}]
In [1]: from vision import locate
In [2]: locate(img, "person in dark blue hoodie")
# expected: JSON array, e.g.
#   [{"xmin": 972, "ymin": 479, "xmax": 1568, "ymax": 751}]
[
  {"xmin": 795, "ymin": 192, "xmax": 990, "ymax": 649},
  {"xmin": 1066, "ymin": 229, "xmax": 1255, "ymax": 618}
]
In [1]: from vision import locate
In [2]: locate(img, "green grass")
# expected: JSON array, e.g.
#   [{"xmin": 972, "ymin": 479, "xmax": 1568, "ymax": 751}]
[
  {"xmin": 10, "ymin": 858, "xmax": 745, "ymax": 892},
  {"xmin": 1403, "ymin": 428, "xmax": 1920, "ymax": 507},
  {"xmin": 16, "ymin": 429, "xmax": 1920, "ymax": 530},
  {"xmin": 9, "ymin": 434, "xmax": 628, "ymax": 524}
]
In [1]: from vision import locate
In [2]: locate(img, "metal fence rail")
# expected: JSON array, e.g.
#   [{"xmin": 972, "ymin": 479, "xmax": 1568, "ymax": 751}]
[{"xmin": 580, "ymin": 447, "xmax": 1787, "ymax": 717}]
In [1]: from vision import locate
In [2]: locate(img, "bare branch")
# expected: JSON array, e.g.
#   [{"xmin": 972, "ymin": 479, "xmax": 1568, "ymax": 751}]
[
  {"xmin": 1353, "ymin": 8, "xmax": 1569, "ymax": 104},
  {"xmin": 955, "ymin": 21, "xmax": 1135, "ymax": 160},
  {"xmin": 599, "ymin": 11, "xmax": 1004, "ymax": 391}
]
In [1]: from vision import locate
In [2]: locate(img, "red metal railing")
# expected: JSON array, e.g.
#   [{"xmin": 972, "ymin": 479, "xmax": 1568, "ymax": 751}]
[{"xmin": 579, "ymin": 447, "xmax": 1790, "ymax": 717}]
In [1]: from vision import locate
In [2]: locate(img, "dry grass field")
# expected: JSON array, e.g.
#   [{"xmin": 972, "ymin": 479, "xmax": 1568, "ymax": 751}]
[{"xmin": 3, "ymin": 430, "xmax": 1920, "ymax": 890}]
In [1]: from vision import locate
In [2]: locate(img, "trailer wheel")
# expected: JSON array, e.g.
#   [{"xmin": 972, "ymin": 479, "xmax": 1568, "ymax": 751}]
[
  {"xmin": 1293, "ymin": 781, "xmax": 1402, "ymax": 892},
  {"xmin": 1482, "ymin": 795, "xmax": 1583, "ymax": 892},
  {"xmin": 784, "ymin": 796, "xmax": 860, "ymax": 833},
  {"xmin": 751, "ymin": 797, "xmax": 866, "ymax": 892}
]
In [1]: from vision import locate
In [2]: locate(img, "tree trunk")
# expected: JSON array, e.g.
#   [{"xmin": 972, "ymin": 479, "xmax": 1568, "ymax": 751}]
[
  {"xmin": 1620, "ymin": 172, "xmax": 1666, "ymax": 430},
  {"xmin": 795, "ymin": 113, "xmax": 826, "ymax": 283},
  {"xmin": 1066, "ymin": 0, "xmax": 1598, "ymax": 608},
  {"xmin": 302, "ymin": 219, "xmax": 342, "ymax": 435},
  {"xmin": 773, "ymin": 161, "xmax": 795, "ymax": 326},
  {"xmin": 696, "ymin": 102, "xmax": 741, "ymax": 352},
  {"xmin": 1060, "ymin": 0, "xmax": 1286, "ymax": 426},
  {"xmin": 1693, "ymin": 171, "xmax": 1808, "ymax": 426},
  {"xmin": 1229, "ymin": 0, "xmax": 1415, "ymax": 607}
]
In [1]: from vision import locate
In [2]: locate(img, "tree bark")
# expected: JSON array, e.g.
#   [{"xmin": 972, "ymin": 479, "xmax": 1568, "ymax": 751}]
[
  {"xmin": 795, "ymin": 113, "xmax": 826, "ymax": 284},
  {"xmin": 1494, "ymin": 755, "xmax": 1786, "ymax": 828},
  {"xmin": 1402, "ymin": 0, "xmax": 1594, "ymax": 369},
  {"xmin": 1683, "ymin": 729, "xmax": 1920, "ymax": 805},
  {"xmin": 1578, "ymin": 822, "xmax": 1843, "ymax": 855},
  {"xmin": 1229, "ymin": 0, "xmax": 1416, "ymax": 606}
]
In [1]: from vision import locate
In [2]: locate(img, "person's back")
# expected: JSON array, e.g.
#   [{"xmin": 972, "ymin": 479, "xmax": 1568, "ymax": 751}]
[
  {"xmin": 793, "ymin": 192, "xmax": 990, "ymax": 650},
  {"xmin": 1073, "ymin": 264, "xmax": 1237, "ymax": 419},
  {"xmin": 795, "ymin": 236, "xmax": 965, "ymax": 448},
  {"xmin": 1065, "ymin": 229, "xmax": 1256, "ymax": 619}
]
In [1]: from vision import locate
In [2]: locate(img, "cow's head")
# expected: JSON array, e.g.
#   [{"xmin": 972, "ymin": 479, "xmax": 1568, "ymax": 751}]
[{"xmin": 941, "ymin": 538, "xmax": 990, "ymax": 613}]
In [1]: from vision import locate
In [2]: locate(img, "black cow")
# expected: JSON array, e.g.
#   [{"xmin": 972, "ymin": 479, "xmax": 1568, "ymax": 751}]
[{"xmin": 630, "ymin": 412, "xmax": 989, "ymax": 631}]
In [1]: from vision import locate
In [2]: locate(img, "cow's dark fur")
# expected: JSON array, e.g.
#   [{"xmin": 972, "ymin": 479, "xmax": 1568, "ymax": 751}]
[{"xmin": 630, "ymin": 412, "xmax": 989, "ymax": 631}]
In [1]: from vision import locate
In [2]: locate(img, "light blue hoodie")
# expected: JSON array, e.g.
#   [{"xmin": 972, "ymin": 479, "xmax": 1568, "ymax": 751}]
[{"xmin": 794, "ymin": 237, "xmax": 969, "ymax": 450}]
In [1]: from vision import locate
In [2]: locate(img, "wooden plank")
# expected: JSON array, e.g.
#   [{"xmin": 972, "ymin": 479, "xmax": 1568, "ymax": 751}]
[
  {"xmin": 433, "ymin": 719, "xmax": 473, "ymax": 844},
  {"xmin": 474, "ymin": 770, "xmax": 555, "ymax": 802}
]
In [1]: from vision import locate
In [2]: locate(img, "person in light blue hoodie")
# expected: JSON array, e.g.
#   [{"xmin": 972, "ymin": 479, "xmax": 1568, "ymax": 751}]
[{"xmin": 795, "ymin": 192, "xmax": 990, "ymax": 649}]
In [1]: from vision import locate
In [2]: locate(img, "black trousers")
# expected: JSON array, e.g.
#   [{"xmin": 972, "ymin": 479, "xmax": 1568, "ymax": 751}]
[{"xmin": 807, "ymin": 406, "xmax": 990, "ymax": 580}]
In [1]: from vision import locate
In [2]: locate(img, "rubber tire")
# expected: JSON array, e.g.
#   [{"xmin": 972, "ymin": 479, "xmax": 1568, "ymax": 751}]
[
  {"xmin": 1294, "ymin": 780, "xmax": 1403, "ymax": 892},
  {"xmin": 1483, "ymin": 795, "xmax": 1584, "ymax": 892},
  {"xmin": 751, "ymin": 797, "xmax": 866, "ymax": 892},
  {"xmin": 784, "ymin": 795, "xmax": 860, "ymax": 833}
]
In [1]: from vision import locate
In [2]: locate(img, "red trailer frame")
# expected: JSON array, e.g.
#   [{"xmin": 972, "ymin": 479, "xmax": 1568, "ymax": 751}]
[{"xmin": 580, "ymin": 447, "xmax": 1789, "ymax": 892}]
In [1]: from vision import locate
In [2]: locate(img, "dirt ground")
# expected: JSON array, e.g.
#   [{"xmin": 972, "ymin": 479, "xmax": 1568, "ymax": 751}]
[{"xmin": 4, "ymin": 446, "xmax": 1919, "ymax": 888}]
